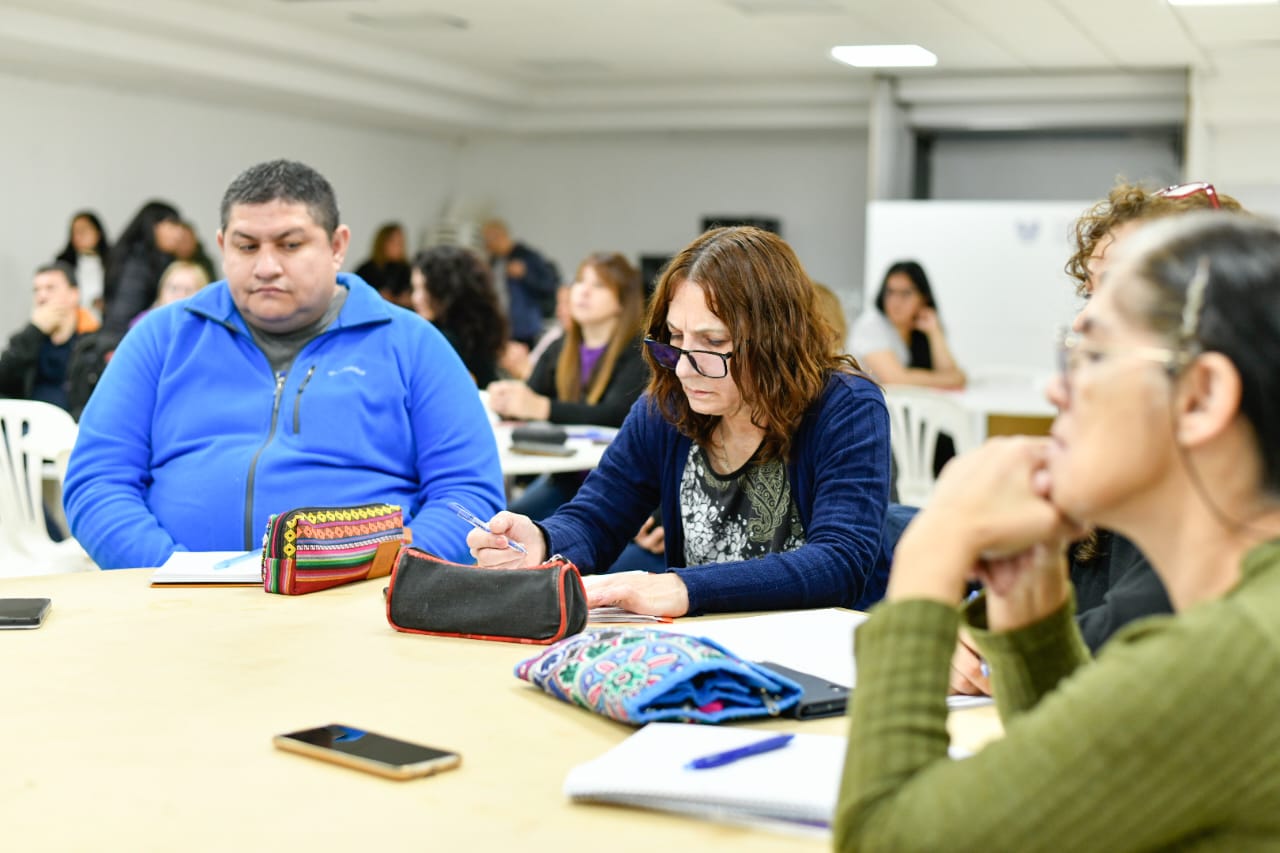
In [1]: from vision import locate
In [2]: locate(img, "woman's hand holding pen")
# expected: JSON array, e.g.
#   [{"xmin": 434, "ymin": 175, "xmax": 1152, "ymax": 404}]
[{"xmin": 467, "ymin": 511, "xmax": 545, "ymax": 567}]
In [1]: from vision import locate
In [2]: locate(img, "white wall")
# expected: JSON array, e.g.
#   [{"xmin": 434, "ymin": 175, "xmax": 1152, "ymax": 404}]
[
  {"xmin": 0, "ymin": 72, "xmax": 460, "ymax": 335},
  {"xmin": 449, "ymin": 130, "xmax": 870, "ymax": 311},
  {"xmin": 1188, "ymin": 56, "xmax": 1280, "ymax": 220}
]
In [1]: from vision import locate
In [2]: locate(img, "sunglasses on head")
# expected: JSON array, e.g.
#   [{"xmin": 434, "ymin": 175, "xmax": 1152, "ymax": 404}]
[{"xmin": 1153, "ymin": 182, "xmax": 1221, "ymax": 210}]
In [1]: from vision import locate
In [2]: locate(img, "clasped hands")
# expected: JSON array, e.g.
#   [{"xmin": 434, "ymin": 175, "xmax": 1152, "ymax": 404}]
[
  {"xmin": 466, "ymin": 511, "xmax": 689, "ymax": 617},
  {"xmin": 886, "ymin": 437, "xmax": 1085, "ymax": 694}
]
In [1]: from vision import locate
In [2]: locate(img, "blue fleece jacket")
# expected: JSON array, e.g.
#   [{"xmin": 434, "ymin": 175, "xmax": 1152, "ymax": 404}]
[
  {"xmin": 64, "ymin": 274, "xmax": 505, "ymax": 569},
  {"xmin": 540, "ymin": 372, "xmax": 892, "ymax": 612}
]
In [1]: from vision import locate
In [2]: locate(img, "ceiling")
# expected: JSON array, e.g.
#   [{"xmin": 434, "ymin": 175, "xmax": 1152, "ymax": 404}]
[{"xmin": 0, "ymin": 0, "xmax": 1276, "ymax": 134}]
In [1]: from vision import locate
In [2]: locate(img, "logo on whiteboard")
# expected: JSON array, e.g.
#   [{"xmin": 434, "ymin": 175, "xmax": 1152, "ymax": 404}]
[{"xmin": 1015, "ymin": 220, "xmax": 1041, "ymax": 243}]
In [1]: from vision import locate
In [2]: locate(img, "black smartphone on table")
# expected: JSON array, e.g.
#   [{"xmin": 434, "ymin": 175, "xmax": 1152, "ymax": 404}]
[
  {"xmin": 509, "ymin": 441, "xmax": 577, "ymax": 458},
  {"xmin": 0, "ymin": 598, "xmax": 51, "ymax": 630},
  {"xmin": 273, "ymin": 724, "xmax": 461, "ymax": 780},
  {"xmin": 758, "ymin": 661, "xmax": 851, "ymax": 719}
]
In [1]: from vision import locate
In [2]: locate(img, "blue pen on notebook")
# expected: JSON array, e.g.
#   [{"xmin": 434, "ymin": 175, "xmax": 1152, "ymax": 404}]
[
  {"xmin": 449, "ymin": 502, "xmax": 527, "ymax": 554},
  {"xmin": 212, "ymin": 551, "xmax": 259, "ymax": 570},
  {"xmin": 685, "ymin": 733, "xmax": 795, "ymax": 771}
]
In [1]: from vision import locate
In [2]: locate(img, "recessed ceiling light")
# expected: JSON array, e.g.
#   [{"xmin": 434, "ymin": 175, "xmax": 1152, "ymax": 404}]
[
  {"xmin": 1167, "ymin": 0, "xmax": 1278, "ymax": 6},
  {"xmin": 830, "ymin": 45, "xmax": 938, "ymax": 68}
]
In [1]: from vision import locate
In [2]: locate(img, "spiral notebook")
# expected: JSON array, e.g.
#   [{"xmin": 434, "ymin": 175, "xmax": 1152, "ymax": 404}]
[{"xmin": 564, "ymin": 723, "xmax": 844, "ymax": 832}]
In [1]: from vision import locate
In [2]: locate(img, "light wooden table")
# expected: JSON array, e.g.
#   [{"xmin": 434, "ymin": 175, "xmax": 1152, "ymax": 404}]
[{"xmin": 0, "ymin": 570, "xmax": 1000, "ymax": 851}]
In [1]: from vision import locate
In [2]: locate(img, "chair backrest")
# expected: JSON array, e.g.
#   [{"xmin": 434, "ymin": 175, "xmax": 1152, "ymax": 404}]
[
  {"xmin": 0, "ymin": 400, "xmax": 79, "ymax": 554},
  {"xmin": 882, "ymin": 386, "xmax": 976, "ymax": 506}
]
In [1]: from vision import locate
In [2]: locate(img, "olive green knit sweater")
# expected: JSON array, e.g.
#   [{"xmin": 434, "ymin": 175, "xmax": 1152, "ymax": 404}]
[{"xmin": 836, "ymin": 541, "xmax": 1280, "ymax": 852}]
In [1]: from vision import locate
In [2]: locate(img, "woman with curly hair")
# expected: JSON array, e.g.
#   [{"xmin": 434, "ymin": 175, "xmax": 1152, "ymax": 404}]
[
  {"xmin": 468, "ymin": 227, "xmax": 891, "ymax": 616},
  {"xmin": 411, "ymin": 245, "xmax": 507, "ymax": 387},
  {"xmin": 838, "ymin": 211, "xmax": 1280, "ymax": 852},
  {"xmin": 947, "ymin": 180, "xmax": 1245, "ymax": 698}
]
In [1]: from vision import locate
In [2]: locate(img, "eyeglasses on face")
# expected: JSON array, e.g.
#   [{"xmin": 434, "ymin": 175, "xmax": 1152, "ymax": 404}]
[
  {"xmin": 644, "ymin": 337, "xmax": 734, "ymax": 379},
  {"xmin": 1153, "ymin": 181, "xmax": 1221, "ymax": 210},
  {"xmin": 1055, "ymin": 328, "xmax": 1189, "ymax": 396}
]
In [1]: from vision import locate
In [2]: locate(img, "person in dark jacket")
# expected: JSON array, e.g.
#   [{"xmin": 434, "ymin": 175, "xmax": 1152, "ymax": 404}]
[
  {"xmin": 354, "ymin": 222, "xmax": 411, "ymax": 308},
  {"xmin": 481, "ymin": 218, "xmax": 559, "ymax": 347},
  {"xmin": 101, "ymin": 200, "xmax": 185, "ymax": 335},
  {"xmin": 0, "ymin": 262, "xmax": 100, "ymax": 413},
  {"xmin": 411, "ymin": 245, "xmax": 507, "ymax": 387},
  {"xmin": 488, "ymin": 252, "xmax": 649, "ymax": 519},
  {"xmin": 947, "ymin": 179, "xmax": 1244, "ymax": 694}
]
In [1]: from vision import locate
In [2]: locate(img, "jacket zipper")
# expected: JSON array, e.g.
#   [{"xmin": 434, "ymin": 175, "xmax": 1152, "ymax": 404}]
[
  {"xmin": 244, "ymin": 372, "xmax": 287, "ymax": 549},
  {"xmin": 292, "ymin": 364, "xmax": 316, "ymax": 434}
]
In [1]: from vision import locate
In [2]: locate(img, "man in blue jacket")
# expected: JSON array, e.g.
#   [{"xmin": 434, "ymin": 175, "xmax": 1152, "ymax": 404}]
[{"xmin": 64, "ymin": 159, "xmax": 505, "ymax": 569}]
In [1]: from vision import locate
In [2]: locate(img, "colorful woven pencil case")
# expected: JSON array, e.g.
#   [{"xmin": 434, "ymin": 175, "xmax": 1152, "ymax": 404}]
[
  {"xmin": 385, "ymin": 547, "xmax": 587, "ymax": 645},
  {"xmin": 262, "ymin": 504, "xmax": 407, "ymax": 595},
  {"xmin": 514, "ymin": 628, "xmax": 803, "ymax": 725}
]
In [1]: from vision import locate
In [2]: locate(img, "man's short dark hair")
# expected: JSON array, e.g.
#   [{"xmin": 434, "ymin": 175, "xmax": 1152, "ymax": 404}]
[
  {"xmin": 36, "ymin": 261, "xmax": 78, "ymax": 290},
  {"xmin": 219, "ymin": 159, "xmax": 340, "ymax": 237}
]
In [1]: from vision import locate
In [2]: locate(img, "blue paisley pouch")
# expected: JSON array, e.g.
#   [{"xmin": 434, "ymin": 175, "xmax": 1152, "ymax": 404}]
[{"xmin": 514, "ymin": 628, "xmax": 803, "ymax": 725}]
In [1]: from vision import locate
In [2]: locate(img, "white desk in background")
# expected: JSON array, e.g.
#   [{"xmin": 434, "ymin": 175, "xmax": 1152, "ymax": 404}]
[
  {"xmin": 942, "ymin": 373, "xmax": 1056, "ymax": 440},
  {"xmin": 494, "ymin": 423, "xmax": 616, "ymax": 477}
]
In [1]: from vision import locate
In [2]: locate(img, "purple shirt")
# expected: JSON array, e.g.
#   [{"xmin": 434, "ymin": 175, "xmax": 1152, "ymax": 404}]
[{"xmin": 579, "ymin": 343, "xmax": 606, "ymax": 387}]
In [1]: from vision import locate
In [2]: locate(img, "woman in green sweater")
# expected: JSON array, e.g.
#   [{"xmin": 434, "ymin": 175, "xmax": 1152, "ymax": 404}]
[{"xmin": 837, "ymin": 212, "xmax": 1280, "ymax": 851}]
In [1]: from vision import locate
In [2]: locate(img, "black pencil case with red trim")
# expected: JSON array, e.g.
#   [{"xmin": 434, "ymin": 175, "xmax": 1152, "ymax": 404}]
[{"xmin": 385, "ymin": 547, "xmax": 588, "ymax": 645}]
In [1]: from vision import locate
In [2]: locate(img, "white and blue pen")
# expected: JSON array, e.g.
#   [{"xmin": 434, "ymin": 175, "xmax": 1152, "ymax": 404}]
[{"xmin": 449, "ymin": 502, "xmax": 527, "ymax": 554}]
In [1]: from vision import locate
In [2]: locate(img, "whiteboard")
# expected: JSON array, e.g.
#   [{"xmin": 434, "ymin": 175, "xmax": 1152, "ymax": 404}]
[{"xmin": 862, "ymin": 200, "xmax": 1090, "ymax": 377}]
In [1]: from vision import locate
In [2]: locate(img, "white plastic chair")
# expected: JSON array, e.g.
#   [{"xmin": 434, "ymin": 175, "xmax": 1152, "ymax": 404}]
[
  {"xmin": 882, "ymin": 386, "xmax": 977, "ymax": 507},
  {"xmin": 0, "ymin": 400, "xmax": 95, "ymax": 577}
]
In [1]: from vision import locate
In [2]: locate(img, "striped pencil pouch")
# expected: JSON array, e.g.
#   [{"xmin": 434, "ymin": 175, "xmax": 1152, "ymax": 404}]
[{"xmin": 262, "ymin": 504, "xmax": 407, "ymax": 595}]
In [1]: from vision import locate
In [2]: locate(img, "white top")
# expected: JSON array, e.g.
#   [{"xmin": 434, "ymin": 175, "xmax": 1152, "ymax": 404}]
[
  {"xmin": 75, "ymin": 254, "xmax": 104, "ymax": 310},
  {"xmin": 847, "ymin": 309, "xmax": 907, "ymax": 378}
]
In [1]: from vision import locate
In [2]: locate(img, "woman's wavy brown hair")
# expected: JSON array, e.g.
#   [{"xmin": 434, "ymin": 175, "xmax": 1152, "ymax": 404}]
[
  {"xmin": 1065, "ymin": 181, "xmax": 1243, "ymax": 296},
  {"xmin": 644, "ymin": 226, "xmax": 864, "ymax": 464},
  {"xmin": 556, "ymin": 252, "xmax": 645, "ymax": 405}
]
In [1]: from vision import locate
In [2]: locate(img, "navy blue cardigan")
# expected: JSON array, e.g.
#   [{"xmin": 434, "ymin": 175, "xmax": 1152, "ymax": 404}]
[{"xmin": 540, "ymin": 372, "xmax": 892, "ymax": 613}]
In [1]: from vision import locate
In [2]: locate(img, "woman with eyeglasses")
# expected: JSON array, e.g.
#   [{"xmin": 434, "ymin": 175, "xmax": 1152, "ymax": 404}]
[
  {"xmin": 836, "ymin": 212, "xmax": 1280, "ymax": 851},
  {"xmin": 848, "ymin": 260, "xmax": 966, "ymax": 390},
  {"xmin": 468, "ymin": 226, "xmax": 890, "ymax": 616}
]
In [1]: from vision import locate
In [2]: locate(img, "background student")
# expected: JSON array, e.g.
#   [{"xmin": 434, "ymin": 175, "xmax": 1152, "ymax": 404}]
[
  {"xmin": 847, "ymin": 260, "xmax": 965, "ymax": 389},
  {"xmin": 469, "ymin": 226, "xmax": 891, "ymax": 617},
  {"xmin": 949, "ymin": 179, "xmax": 1244, "ymax": 695},
  {"xmin": 487, "ymin": 252, "xmax": 648, "ymax": 520},
  {"xmin": 837, "ymin": 212, "xmax": 1280, "ymax": 851},
  {"xmin": 411, "ymin": 245, "xmax": 507, "ymax": 388}
]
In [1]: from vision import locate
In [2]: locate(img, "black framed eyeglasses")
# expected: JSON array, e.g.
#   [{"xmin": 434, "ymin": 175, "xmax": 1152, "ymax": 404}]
[
  {"xmin": 643, "ymin": 337, "xmax": 734, "ymax": 379},
  {"xmin": 1153, "ymin": 181, "xmax": 1221, "ymax": 210}
]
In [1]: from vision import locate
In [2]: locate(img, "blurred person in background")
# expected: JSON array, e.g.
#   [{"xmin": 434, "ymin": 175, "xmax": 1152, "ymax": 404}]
[
  {"xmin": 0, "ymin": 262, "xmax": 99, "ymax": 413},
  {"xmin": 488, "ymin": 252, "xmax": 648, "ymax": 520},
  {"xmin": 355, "ymin": 222, "xmax": 412, "ymax": 307},
  {"xmin": 848, "ymin": 260, "xmax": 965, "ymax": 389},
  {"xmin": 102, "ymin": 200, "xmax": 185, "ymax": 336},
  {"xmin": 946, "ymin": 179, "xmax": 1244, "ymax": 696},
  {"xmin": 481, "ymin": 218, "xmax": 559, "ymax": 348},
  {"xmin": 54, "ymin": 210, "xmax": 111, "ymax": 319},
  {"xmin": 411, "ymin": 245, "xmax": 507, "ymax": 387}
]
